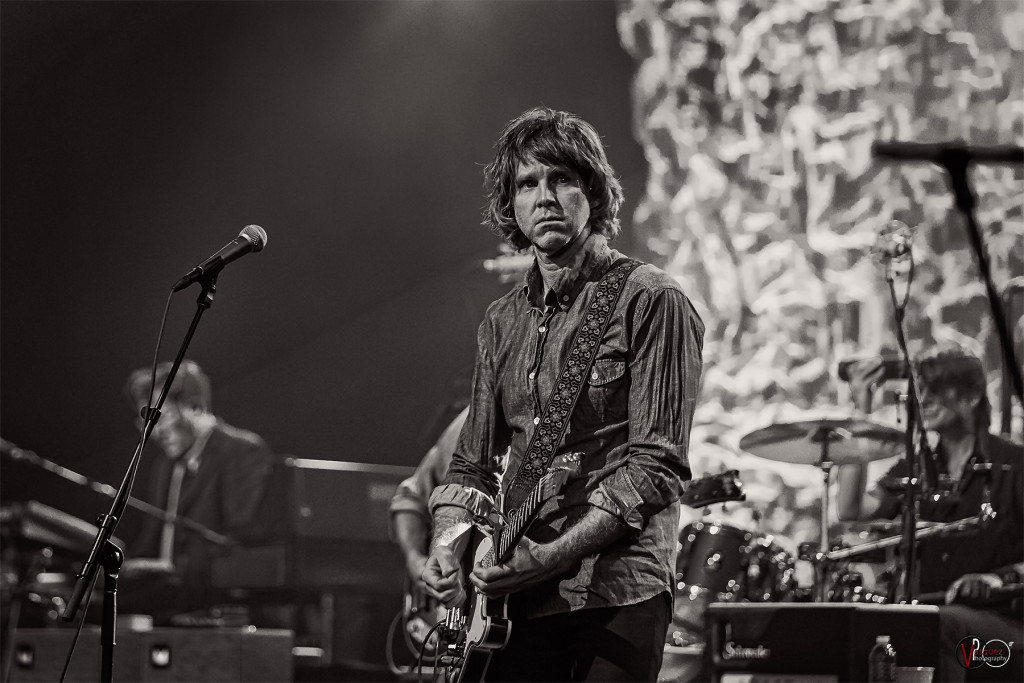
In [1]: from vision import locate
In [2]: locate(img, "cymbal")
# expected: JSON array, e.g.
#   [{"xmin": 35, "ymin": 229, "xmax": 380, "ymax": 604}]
[{"xmin": 739, "ymin": 418, "xmax": 904, "ymax": 466}]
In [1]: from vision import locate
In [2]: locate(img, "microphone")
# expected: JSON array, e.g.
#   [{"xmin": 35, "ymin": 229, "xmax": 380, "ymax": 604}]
[
  {"xmin": 172, "ymin": 225, "xmax": 268, "ymax": 291},
  {"xmin": 873, "ymin": 141, "xmax": 1024, "ymax": 165},
  {"xmin": 870, "ymin": 220, "xmax": 915, "ymax": 262}
]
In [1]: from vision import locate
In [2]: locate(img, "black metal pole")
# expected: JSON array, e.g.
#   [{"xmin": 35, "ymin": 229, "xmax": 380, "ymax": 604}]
[
  {"xmin": 884, "ymin": 269, "xmax": 927, "ymax": 603},
  {"xmin": 98, "ymin": 540, "xmax": 124, "ymax": 683},
  {"xmin": 938, "ymin": 148, "xmax": 1024, "ymax": 405}
]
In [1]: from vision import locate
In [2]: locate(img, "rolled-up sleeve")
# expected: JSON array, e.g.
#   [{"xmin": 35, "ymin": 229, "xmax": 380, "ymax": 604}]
[
  {"xmin": 590, "ymin": 286, "xmax": 704, "ymax": 530},
  {"xmin": 441, "ymin": 314, "xmax": 509, "ymax": 498},
  {"xmin": 428, "ymin": 483, "xmax": 497, "ymax": 519}
]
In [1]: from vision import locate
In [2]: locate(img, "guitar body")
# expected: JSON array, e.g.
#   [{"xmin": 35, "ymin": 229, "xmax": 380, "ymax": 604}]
[
  {"xmin": 449, "ymin": 535, "xmax": 512, "ymax": 683},
  {"xmin": 440, "ymin": 454, "xmax": 580, "ymax": 683}
]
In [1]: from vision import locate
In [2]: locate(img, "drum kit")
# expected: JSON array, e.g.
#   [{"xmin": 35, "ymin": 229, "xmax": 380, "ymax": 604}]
[{"xmin": 669, "ymin": 416, "xmax": 974, "ymax": 645}]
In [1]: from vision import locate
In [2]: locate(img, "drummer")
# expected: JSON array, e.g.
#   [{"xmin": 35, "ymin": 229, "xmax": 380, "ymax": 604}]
[{"xmin": 836, "ymin": 342, "xmax": 1023, "ymax": 682}]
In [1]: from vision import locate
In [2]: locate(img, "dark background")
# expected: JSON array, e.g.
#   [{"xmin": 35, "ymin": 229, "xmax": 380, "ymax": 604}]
[{"xmin": 1, "ymin": 1, "xmax": 645, "ymax": 542}]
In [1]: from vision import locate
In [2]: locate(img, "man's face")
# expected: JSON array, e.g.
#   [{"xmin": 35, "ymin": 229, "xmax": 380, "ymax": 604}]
[
  {"xmin": 918, "ymin": 382, "xmax": 979, "ymax": 434},
  {"xmin": 513, "ymin": 157, "xmax": 591, "ymax": 255},
  {"xmin": 137, "ymin": 400, "xmax": 198, "ymax": 459}
]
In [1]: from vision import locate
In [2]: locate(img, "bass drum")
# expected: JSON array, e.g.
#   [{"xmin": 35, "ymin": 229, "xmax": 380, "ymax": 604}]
[
  {"xmin": 742, "ymin": 535, "xmax": 797, "ymax": 602},
  {"xmin": 669, "ymin": 522, "xmax": 797, "ymax": 645},
  {"xmin": 670, "ymin": 520, "xmax": 753, "ymax": 639}
]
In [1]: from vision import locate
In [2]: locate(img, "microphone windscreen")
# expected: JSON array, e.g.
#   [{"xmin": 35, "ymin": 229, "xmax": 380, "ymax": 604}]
[{"xmin": 241, "ymin": 224, "xmax": 268, "ymax": 252}]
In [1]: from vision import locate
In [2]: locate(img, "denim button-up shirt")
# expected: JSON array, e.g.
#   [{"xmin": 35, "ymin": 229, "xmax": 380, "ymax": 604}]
[{"xmin": 430, "ymin": 234, "xmax": 704, "ymax": 618}]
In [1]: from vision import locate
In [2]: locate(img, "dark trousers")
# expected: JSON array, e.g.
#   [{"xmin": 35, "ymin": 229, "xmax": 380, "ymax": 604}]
[{"xmin": 484, "ymin": 592, "xmax": 671, "ymax": 682}]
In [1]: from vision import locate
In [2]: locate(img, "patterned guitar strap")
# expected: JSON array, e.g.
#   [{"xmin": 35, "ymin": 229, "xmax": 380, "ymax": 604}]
[{"xmin": 503, "ymin": 258, "xmax": 642, "ymax": 515}]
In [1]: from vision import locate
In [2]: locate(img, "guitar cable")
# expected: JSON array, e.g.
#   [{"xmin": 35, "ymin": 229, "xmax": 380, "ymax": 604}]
[
  {"xmin": 385, "ymin": 605, "xmax": 447, "ymax": 681},
  {"xmin": 416, "ymin": 621, "xmax": 447, "ymax": 683}
]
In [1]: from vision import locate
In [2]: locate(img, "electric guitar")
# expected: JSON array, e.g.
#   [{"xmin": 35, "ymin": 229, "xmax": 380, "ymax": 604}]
[{"xmin": 439, "ymin": 453, "xmax": 581, "ymax": 683}]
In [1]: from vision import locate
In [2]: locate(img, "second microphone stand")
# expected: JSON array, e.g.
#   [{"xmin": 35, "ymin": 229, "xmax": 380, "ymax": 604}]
[{"xmin": 880, "ymin": 254, "xmax": 934, "ymax": 603}]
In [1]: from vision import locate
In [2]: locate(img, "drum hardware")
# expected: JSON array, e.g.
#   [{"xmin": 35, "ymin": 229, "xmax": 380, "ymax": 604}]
[
  {"xmin": 681, "ymin": 470, "xmax": 746, "ymax": 509},
  {"xmin": 828, "ymin": 570, "xmax": 889, "ymax": 604},
  {"xmin": 817, "ymin": 507, "xmax": 994, "ymax": 604},
  {"xmin": 824, "ymin": 506, "xmax": 994, "ymax": 563},
  {"xmin": 739, "ymin": 417, "xmax": 904, "ymax": 601}
]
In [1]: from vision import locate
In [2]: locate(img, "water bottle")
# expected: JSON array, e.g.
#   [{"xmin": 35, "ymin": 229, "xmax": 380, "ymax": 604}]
[{"xmin": 868, "ymin": 634, "xmax": 898, "ymax": 682}]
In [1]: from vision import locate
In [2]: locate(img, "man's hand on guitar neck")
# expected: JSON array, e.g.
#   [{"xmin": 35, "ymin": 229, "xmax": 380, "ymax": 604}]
[
  {"xmin": 470, "ymin": 535, "xmax": 571, "ymax": 598},
  {"xmin": 472, "ymin": 505, "xmax": 630, "ymax": 598}
]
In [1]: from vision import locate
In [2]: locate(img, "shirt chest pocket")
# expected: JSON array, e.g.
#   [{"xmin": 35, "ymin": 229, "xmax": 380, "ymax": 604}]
[{"xmin": 581, "ymin": 359, "xmax": 628, "ymax": 423}]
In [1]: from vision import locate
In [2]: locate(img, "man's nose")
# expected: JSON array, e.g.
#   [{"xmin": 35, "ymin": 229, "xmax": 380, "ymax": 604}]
[{"xmin": 537, "ymin": 180, "xmax": 557, "ymax": 205}]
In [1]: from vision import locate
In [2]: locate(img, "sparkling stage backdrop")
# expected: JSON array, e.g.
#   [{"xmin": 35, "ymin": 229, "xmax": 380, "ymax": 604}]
[{"xmin": 616, "ymin": 0, "xmax": 1023, "ymax": 562}]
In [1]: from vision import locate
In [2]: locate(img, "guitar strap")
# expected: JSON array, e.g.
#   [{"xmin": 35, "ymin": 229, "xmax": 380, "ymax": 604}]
[{"xmin": 503, "ymin": 258, "xmax": 641, "ymax": 514}]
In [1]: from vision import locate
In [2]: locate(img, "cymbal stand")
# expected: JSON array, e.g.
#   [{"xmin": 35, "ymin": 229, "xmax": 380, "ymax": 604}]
[{"xmin": 810, "ymin": 426, "xmax": 841, "ymax": 602}]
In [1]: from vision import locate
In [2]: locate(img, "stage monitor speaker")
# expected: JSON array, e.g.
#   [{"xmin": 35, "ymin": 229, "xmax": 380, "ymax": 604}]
[
  {"xmin": 704, "ymin": 603, "xmax": 939, "ymax": 682},
  {"xmin": 284, "ymin": 458, "xmax": 412, "ymax": 542},
  {"xmin": 6, "ymin": 626, "xmax": 292, "ymax": 683}
]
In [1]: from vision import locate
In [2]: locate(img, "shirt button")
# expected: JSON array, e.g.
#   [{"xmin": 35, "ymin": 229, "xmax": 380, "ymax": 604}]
[
  {"xmin": 528, "ymin": 372, "xmax": 535, "ymax": 380},
  {"xmin": 534, "ymin": 417, "xmax": 540, "ymax": 425},
  {"xmin": 562, "ymin": 295, "xmax": 569, "ymax": 302},
  {"xmin": 592, "ymin": 371, "xmax": 599, "ymax": 381},
  {"xmin": 538, "ymin": 326, "xmax": 546, "ymax": 333}
]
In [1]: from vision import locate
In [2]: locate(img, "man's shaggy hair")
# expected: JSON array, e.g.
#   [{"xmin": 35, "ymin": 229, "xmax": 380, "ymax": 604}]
[{"xmin": 482, "ymin": 107, "xmax": 623, "ymax": 251}]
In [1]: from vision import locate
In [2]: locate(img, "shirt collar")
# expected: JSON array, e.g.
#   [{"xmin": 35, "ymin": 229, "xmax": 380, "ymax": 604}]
[{"xmin": 521, "ymin": 233, "xmax": 613, "ymax": 311}]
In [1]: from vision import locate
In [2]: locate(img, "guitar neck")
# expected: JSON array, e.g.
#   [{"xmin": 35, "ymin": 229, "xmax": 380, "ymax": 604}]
[{"xmin": 493, "ymin": 486, "xmax": 544, "ymax": 565}]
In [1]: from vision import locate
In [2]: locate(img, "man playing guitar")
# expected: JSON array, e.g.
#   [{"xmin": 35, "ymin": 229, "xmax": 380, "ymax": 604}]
[{"xmin": 422, "ymin": 107, "xmax": 705, "ymax": 682}]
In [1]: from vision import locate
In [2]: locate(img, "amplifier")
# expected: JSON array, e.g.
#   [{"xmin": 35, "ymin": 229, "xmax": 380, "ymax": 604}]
[
  {"xmin": 210, "ymin": 458, "xmax": 411, "ymax": 591},
  {"xmin": 6, "ymin": 626, "xmax": 293, "ymax": 682},
  {"xmin": 704, "ymin": 603, "xmax": 940, "ymax": 682}
]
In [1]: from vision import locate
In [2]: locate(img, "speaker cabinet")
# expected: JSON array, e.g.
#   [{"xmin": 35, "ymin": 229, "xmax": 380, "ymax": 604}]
[
  {"xmin": 704, "ymin": 603, "xmax": 940, "ymax": 682},
  {"xmin": 6, "ymin": 627, "xmax": 293, "ymax": 682}
]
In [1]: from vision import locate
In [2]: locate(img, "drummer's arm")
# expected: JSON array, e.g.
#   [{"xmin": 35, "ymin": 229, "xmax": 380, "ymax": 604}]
[
  {"xmin": 836, "ymin": 464, "xmax": 885, "ymax": 521},
  {"xmin": 838, "ymin": 358, "xmax": 890, "ymax": 521}
]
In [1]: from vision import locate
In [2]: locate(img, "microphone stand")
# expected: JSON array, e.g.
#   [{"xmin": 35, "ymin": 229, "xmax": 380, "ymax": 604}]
[
  {"xmin": 61, "ymin": 272, "xmax": 220, "ymax": 683},
  {"xmin": 934, "ymin": 148, "xmax": 1024, "ymax": 405},
  {"xmin": 881, "ymin": 255, "xmax": 932, "ymax": 603}
]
